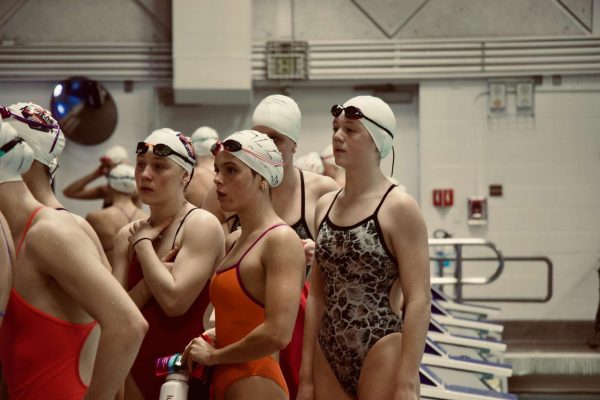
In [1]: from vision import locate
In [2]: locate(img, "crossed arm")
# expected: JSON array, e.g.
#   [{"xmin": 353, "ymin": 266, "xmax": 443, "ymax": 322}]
[{"xmin": 28, "ymin": 215, "xmax": 147, "ymax": 399}]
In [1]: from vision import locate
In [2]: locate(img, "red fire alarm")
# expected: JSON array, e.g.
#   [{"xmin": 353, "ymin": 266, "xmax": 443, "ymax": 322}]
[
  {"xmin": 433, "ymin": 189, "xmax": 453, "ymax": 207},
  {"xmin": 443, "ymin": 189, "xmax": 453, "ymax": 207},
  {"xmin": 433, "ymin": 189, "xmax": 443, "ymax": 207}
]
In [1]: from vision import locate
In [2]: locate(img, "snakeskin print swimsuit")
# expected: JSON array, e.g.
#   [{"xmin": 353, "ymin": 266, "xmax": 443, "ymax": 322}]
[{"xmin": 315, "ymin": 185, "xmax": 403, "ymax": 395}]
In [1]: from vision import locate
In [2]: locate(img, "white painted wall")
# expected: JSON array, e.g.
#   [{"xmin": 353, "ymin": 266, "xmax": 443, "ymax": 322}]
[
  {"xmin": 420, "ymin": 76, "xmax": 600, "ymax": 319},
  {"xmin": 0, "ymin": 82, "xmax": 419, "ymax": 216}
]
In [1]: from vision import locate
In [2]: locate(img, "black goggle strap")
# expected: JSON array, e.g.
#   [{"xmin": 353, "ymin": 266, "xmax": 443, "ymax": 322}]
[{"xmin": 0, "ymin": 137, "xmax": 24, "ymax": 157}]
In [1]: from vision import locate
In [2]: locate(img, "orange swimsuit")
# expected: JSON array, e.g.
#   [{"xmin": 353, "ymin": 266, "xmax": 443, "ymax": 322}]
[{"xmin": 210, "ymin": 224, "xmax": 289, "ymax": 400}]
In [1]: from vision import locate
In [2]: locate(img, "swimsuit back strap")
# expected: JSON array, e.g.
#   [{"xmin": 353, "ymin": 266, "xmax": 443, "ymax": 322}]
[{"xmin": 16, "ymin": 206, "xmax": 45, "ymax": 257}]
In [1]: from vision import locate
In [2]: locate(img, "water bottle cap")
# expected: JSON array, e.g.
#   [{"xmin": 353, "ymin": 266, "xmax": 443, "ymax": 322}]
[{"xmin": 166, "ymin": 372, "xmax": 189, "ymax": 382}]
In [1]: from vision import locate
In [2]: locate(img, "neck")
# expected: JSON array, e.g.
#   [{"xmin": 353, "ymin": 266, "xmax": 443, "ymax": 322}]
[
  {"xmin": 236, "ymin": 193, "xmax": 280, "ymax": 237},
  {"xmin": 0, "ymin": 181, "xmax": 44, "ymax": 241},
  {"xmin": 343, "ymin": 161, "xmax": 388, "ymax": 198},
  {"xmin": 148, "ymin": 194, "xmax": 189, "ymax": 226},
  {"xmin": 274, "ymin": 163, "xmax": 298, "ymax": 194},
  {"xmin": 22, "ymin": 163, "xmax": 62, "ymax": 209}
]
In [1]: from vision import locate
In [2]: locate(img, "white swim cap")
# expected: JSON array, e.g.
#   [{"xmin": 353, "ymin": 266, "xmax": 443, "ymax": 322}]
[
  {"xmin": 101, "ymin": 145, "xmax": 128, "ymax": 164},
  {"xmin": 342, "ymin": 96, "xmax": 395, "ymax": 159},
  {"xmin": 251, "ymin": 95, "xmax": 301, "ymax": 143},
  {"xmin": 4, "ymin": 102, "xmax": 65, "ymax": 168},
  {"xmin": 319, "ymin": 144, "xmax": 337, "ymax": 166},
  {"xmin": 191, "ymin": 126, "xmax": 219, "ymax": 157},
  {"xmin": 108, "ymin": 164, "xmax": 137, "ymax": 194},
  {"xmin": 216, "ymin": 130, "xmax": 284, "ymax": 188},
  {"xmin": 142, "ymin": 128, "xmax": 196, "ymax": 174},
  {"xmin": 0, "ymin": 121, "xmax": 34, "ymax": 184},
  {"xmin": 295, "ymin": 152, "xmax": 324, "ymax": 174}
]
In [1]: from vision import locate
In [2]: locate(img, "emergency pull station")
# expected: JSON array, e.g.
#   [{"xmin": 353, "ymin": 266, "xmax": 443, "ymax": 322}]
[
  {"xmin": 467, "ymin": 197, "xmax": 488, "ymax": 226},
  {"xmin": 433, "ymin": 189, "xmax": 453, "ymax": 207}
]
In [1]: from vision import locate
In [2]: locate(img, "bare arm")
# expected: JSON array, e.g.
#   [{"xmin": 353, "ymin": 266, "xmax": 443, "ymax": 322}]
[
  {"xmin": 297, "ymin": 193, "xmax": 334, "ymax": 399},
  {"xmin": 111, "ymin": 224, "xmax": 179, "ymax": 310},
  {"xmin": 184, "ymin": 226, "xmax": 305, "ymax": 366},
  {"xmin": 29, "ymin": 216, "xmax": 147, "ymax": 399},
  {"xmin": 383, "ymin": 192, "xmax": 431, "ymax": 396},
  {"xmin": 0, "ymin": 213, "xmax": 14, "ymax": 327},
  {"xmin": 62, "ymin": 166, "xmax": 108, "ymax": 200},
  {"xmin": 132, "ymin": 211, "xmax": 224, "ymax": 316}
]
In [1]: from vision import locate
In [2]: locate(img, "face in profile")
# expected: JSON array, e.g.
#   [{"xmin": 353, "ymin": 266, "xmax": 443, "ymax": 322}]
[{"xmin": 213, "ymin": 151, "xmax": 260, "ymax": 213}]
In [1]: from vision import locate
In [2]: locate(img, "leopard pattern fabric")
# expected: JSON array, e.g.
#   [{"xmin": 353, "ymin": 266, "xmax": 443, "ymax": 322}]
[{"xmin": 315, "ymin": 185, "xmax": 403, "ymax": 395}]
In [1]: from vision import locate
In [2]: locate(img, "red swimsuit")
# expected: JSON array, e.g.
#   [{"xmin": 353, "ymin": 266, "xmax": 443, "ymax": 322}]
[{"xmin": 0, "ymin": 207, "xmax": 97, "ymax": 399}]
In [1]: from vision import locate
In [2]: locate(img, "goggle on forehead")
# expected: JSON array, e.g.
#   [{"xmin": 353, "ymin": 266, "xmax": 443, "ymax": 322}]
[
  {"xmin": 0, "ymin": 106, "xmax": 61, "ymax": 153},
  {"xmin": 210, "ymin": 139, "xmax": 284, "ymax": 166},
  {"xmin": 136, "ymin": 142, "xmax": 194, "ymax": 165},
  {"xmin": 330, "ymin": 104, "xmax": 394, "ymax": 139}
]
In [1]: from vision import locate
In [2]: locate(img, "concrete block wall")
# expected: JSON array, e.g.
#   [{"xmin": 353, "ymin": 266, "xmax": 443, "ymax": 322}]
[{"xmin": 420, "ymin": 76, "xmax": 600, "ymax": 319}]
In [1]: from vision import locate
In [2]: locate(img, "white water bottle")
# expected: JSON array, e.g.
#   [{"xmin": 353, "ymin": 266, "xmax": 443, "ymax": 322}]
[{"xmin": 159, "ymin": 372, "xmax": 189, "ymax": 400}]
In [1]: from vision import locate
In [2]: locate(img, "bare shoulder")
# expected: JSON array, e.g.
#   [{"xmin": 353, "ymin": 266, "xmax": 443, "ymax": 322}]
[
  {"xmin": 184, "ymin": 208, "xmax": 223, "ymax": 233},
  {"xmin": 302, "ymin": 170, "xmax": 340, "ymax": 197},
  {"xmin": 316, "ymin": 190, "xmax": 339, "ymax": 213},
  {"xmin": 262, "ymin": 224, "xmax": 304, "ymax": 262},
  {"xmin": 26, "ymin": 209, "xmax": 95, "ymax": 256},
  {"xmin": 265, "ymin": 224, "xmax": 302, "ymax": 246},
  {"xmin": 379, "ymin": 188, "xmax": 427, "ymax": 237},
  {"xmin": 85, "ymin": 208, "xmax": 112, "ymax": 224}
]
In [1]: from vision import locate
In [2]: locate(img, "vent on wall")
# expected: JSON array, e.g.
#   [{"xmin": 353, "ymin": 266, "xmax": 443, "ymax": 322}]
[{"xmin": 172, "ymin": 0, "xmax": 252, "ymax": 105}]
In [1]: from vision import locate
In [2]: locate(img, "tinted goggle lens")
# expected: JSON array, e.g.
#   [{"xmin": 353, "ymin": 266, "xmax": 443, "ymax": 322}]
[
  {"xmin": 210, "ymin": 139, "xmax": 243, "ymax": 156},
  {"xmin": 136, "ymin": 142, "xmax": 174, "ymax": 157},
  {"xmin": 331, "ymin": 104, "xmax": 363, "ymax": 120}
]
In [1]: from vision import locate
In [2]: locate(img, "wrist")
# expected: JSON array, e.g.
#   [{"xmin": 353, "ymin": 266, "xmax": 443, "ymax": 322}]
[
  {"xmin": 207, "ymin": 347, "xmax": 219, "ymax": 366},
  {"xmin": 133, "ymin": 237, "xmax": 153, "ymax": 249}
]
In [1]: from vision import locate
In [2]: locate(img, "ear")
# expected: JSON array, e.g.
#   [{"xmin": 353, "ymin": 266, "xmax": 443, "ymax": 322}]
[{"xmin": 292, "ymin": 141, "xmax": 298, "ymax": 154}]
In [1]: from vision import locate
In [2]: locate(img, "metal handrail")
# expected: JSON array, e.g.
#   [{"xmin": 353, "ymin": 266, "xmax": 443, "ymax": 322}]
[
  {"xmin": 429, "ymin": 238, "xmax": 505, "ymax": 301},
  {"xmin": 461, "ymin": 256, "xmax": 553, "ymax": 303},
  {"xmin": 428, "ymin": 238, "xmax": 553, "ymax": 303}
]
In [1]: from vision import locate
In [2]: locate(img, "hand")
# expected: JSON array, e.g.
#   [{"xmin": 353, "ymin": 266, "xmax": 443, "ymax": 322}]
[
  {"xmin": 128, "ymin": 217, "xmax": 173, "ymax": 248},
  {"xmin": 160, "ymin": 245, "xmax": 180, "ymax": 272},
  {"xmin": 301, "ymin": 239, "xmax": 315, "ymax": 267},
  {"xmin": 91, "ymin": 165, "xmax": 105, "ymax": 179},
  {"xmin": 202, "ymin": 328, "xmax": 216, "ymax": 344},
  {"xmin": 183, "ymin": 335, "xmax": 215, "ymax": 369}
]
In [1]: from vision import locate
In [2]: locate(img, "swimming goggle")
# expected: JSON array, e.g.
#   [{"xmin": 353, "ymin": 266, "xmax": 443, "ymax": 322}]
[
  {"xmin": 210, "ymin": 139, "xmax": 284, "ymax": 166},
  {"xmin": 330, "ymin": 105, "xmax": 394, "ymax": 139},
  {"xmin": 0, "ymin": 137, "xmax": 24, "ymax": 158},
  {"xmin": 0, "ymin": 106, "xmax": 61, "ymax": 153},
  {"xmin": 136, "ymin": 142, "xmax": 194, "ymax": 166}
]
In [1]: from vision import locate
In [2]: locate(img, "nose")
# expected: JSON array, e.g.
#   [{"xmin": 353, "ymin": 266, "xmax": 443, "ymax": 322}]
[
  {"xmin": 213, "ymin": 170, "xmax": 223, "ymax": 185},
  {"xmin": 139, "ymin": 164, "xmax": 153, "ymax": 181},
  {"xmin": 332, "ymin": 126, "xmax": 344, "ymax": 143}
]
